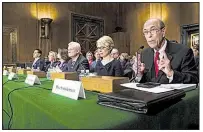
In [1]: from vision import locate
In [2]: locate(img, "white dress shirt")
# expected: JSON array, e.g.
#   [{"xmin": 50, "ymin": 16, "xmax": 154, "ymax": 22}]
[
  {"xmin": 32, "ymin": 57, "xmax": 40, "ymax": 68},
  {"xmin": 154, "ymin": 40, "xmax": 173, "ymax": 83}
]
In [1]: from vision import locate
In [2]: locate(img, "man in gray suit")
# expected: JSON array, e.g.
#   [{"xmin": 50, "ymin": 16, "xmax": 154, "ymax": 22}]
[
  {"xmin": 138, "ymin": 18, "xmax": 198, "ymax": 84},
  {"xmin": 67, "ymin": 42, "xmax": 89, "ymax": 73}
]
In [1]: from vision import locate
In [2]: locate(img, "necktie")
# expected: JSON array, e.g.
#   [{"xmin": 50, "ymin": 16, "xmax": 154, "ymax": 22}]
[
  {"xmin": 72, "ymin": 61, "xmax": 75, "ymax": 66},
  {"xmin": 71, "ymin": 61, "xmax": 75, "ymax": 69},
  {"xmin": 59, "ymin": 62, "xmax": 63, "ymax": 68},
  {"xmin": 154, "ymin": 51, "xmax": 160, "ymax": 77}
]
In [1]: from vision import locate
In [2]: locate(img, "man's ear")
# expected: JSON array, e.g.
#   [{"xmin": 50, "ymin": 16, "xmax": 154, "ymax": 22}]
[
  {"xmin": 162, "ymin": 27, "xmax": 166, "ymax": 37},
  {"xmin": 76, "ymin": 50, "xmax": 80, "ymax": 54},
  {"xmin": 109, "ymin": 47, "xmax": 113, "ymax": 53}
]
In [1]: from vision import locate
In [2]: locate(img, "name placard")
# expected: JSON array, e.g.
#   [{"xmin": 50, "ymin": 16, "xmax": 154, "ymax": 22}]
[
  {"xmin": 3, "ymin": 70, "xmax": 9, "ymax": 76},
  {"xmin": 25, "ymin": 74, "xmax": 41, "ymax": 85},
  {"xmin": 8, "ymin": 72, "xmax": 18, "ymax": 80},
  {"xmin": 52, "ymin": 79, "xmax": 86, "ymax": 100}
]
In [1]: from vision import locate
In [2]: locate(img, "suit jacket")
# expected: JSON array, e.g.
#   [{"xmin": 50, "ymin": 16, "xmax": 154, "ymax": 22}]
[
  {"xmin": 194, "ymin": 56, "xmax": 199, "ymax": 71},
  {"xmin": 120, "ymin": 59, "xmax": 132, "ymax": 71},
  {"xmin": 120, "ymin": 59, "xmax": 133, "ymax": 78},
  {"xmin": 140, "ymin": 40, "xmax": 199, "ymax": 84},
  {"xmin": 32, "ymin": 58, "xmax": 45, "ymax": 71},
  {"xmin": 45, "ymin": 61, "xmax": 58, "ymax": 72},
  {"xmin": 90, "ymin": 60, "xmax": 100, "ymax": 72},
  {"xmin": 95, "ymin": 59, "xmax": 123, "ymax": 77},
  {"xmin": 57, "ymin": 61, "xmax": 69, "ymax": 72},
  {"xmin": 67, "ymin": 54, "xmax": 89, "ymax": 73}
]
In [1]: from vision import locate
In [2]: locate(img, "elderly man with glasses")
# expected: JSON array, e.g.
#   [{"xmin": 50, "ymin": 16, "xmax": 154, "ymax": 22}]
[{"xmin": 137, "ymin": 18, "xmax": 198, "ymax": 84}]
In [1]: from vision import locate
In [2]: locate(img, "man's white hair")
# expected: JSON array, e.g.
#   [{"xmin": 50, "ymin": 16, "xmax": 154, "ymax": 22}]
[{"xmin": 68, "ymin": 42, "xmax": 81, "ymax": 52}]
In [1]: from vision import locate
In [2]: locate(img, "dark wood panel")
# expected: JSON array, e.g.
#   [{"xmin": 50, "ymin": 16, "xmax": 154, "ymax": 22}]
[
  {"xmin": 3, "ymin": 2, "xmax": 199, "ymax": 62},
  {"xmin": 3, "ymin": 3, "xmax": 119, "ymax": 62},
  {"xmin": 3, "ymin": 35, "xmax": 11, "ymax": 63}
]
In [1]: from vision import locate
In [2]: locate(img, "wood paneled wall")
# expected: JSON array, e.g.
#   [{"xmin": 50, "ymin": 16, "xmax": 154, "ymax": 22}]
[
  {"xmin": 3, "ymin": 3, "xmax": 119, "ymax": 62},
  {"xmin": 123, "ymin": 2, "xmax": 199, "ymax": 55},
  {"xmin": 180, "ymin": 3, "xmax": 199, "ymax": 25},
  {"xmin": 3, "ymin": 3, "xmax": 199, "ymax": 62},
  {"xmin": 125, "ymin": 3, "xmax": 150, "ymax": 55}
]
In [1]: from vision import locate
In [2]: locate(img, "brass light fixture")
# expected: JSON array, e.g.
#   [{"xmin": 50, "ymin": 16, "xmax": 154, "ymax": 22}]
[{"xmin": 40, "ymin": 18, "xmax": 53, "ymax": 39}]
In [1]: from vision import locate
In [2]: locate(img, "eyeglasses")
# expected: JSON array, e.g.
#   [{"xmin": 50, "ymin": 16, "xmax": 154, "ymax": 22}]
[
  {"xmin": 143, "ymin": 28, "xmax": 162, "ymax": 36},
  {"xmin": 97, "ymin": 46, "xmax": 108, "ymax": 50}
]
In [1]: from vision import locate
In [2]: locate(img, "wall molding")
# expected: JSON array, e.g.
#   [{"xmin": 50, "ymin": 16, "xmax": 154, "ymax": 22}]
[
  {"xmin": 180, "ymin": 23, "xmax": 199, "ymax": 46},
  {"xmin": 3, "ymin": 25, "xmax": 18, "ymax": 63}
]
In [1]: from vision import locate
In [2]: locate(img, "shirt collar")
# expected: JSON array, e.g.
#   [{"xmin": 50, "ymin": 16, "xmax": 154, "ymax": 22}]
[
  {"xmin": 154, "ymin": 39, "xmax": 167, "ymax": 53},
  {"xmin": 34, "ymin": 57, "xmax": 40, "ymax": 61}
]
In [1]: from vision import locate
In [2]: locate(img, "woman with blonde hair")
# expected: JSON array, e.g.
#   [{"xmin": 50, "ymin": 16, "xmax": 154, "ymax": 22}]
[
  {"xmin": 45, "ymin": 51, "xmax": 58, "ymax": 72},
  {"xmin": 94, "ymin": 36, "xmax": 123, "ymax": 76}
]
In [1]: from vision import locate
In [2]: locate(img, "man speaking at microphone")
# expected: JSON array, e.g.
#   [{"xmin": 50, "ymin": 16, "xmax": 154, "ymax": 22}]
[{"xmin": 138, "ymin": 18, "xmax": 198, "ymax": 84}]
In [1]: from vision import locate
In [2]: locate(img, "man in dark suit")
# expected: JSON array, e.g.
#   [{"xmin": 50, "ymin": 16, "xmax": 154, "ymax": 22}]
[
  {"xmin": 139, "ymin": 18, "xmax": 198, "ymax": 84},
  {"xmin": 67, "ymin": 42, "xmax": 89, "ymax": 73},
  {"xmin": 32, "ymin": 49, "xmax": 45, "ymax": 71}
]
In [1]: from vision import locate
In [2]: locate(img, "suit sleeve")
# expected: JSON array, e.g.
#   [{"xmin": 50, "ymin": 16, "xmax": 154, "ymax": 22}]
[
  {"xmin": 39, "ymin": 60, "xmax": 45, "ymax": 71},
  {"xmin": 172, "ymin": 48, "xmax": 199, "ymax": 84},
  {"xmin": 77, "ymin": 59, "xmax": 90, "ymax": 72},
  {"xmin": 44, "ymin": 64, "xmax": 50, "ymax": 72}
]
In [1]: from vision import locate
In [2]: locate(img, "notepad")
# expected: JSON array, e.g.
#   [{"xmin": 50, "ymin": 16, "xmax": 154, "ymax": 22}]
[
  {"xmin": 159, "ymin": 84, "xmax": 197, "ymax": 92},
  {"xmin": 120, "ymin": 83, "xmax": 173, "ymax": 93},
  {"xmin": 120, "ymin": 83, "xmax": 197, "ymax": 93}
]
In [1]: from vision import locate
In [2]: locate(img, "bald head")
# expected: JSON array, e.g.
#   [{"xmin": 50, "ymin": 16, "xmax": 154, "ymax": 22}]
[
  {"xmin": 143, "ymin": 18, "xmax": 166, "ymax": 50},
  {"xmin": 144, "ymin": 18, "xmax": 165, "ymax": 30}
]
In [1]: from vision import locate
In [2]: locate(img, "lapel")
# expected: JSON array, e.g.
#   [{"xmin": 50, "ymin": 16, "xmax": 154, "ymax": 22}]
[
  {"xmin": 156, "ymin": 40, "xmax": 174, "ymax": 82},
  {"xmin": 61, "ymin": 62, "xmax": 66, "ymax": 69},
  {"xmin": 32, "ymin": 58, "xmax": 40, "ymax": 67}
]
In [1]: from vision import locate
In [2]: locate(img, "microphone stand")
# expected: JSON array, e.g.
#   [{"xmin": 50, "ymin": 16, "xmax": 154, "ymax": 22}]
[
  {"xmin": 130, "ymin": 46, "xmax": 144, "ymax": 82},
  {"xmin": 132, "ymin": 51, "xmax": 140, "ymax": 83}
]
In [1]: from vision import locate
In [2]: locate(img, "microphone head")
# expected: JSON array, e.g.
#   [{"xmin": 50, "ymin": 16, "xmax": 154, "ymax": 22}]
[{"xmin": 140, "ymin": 46, "xmax": 144, "ymax": 49}]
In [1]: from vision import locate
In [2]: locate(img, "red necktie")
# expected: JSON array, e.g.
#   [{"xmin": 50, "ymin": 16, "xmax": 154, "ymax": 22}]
[{"xmin": 154, "ymin": 51, "xmax": 160, "ymax": 77}]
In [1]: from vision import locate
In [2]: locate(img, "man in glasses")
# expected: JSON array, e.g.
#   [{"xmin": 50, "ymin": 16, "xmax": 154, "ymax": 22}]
[
  {"xmin": 138, "ymin": 18, "xmax": 198, "ymax": 84},
  {"xmin": 111, "ymin": 48, "xmax": 120, "ymax": 60}
]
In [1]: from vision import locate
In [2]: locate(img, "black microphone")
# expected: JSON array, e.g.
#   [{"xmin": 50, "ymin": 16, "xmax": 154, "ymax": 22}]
[
  {"xmin": 136, "ymin": 46, "xmax": 144, "ymax": 53},
  {"xmin": 140, "ymin": 46, "xmax": 144, "ymax": 49}
]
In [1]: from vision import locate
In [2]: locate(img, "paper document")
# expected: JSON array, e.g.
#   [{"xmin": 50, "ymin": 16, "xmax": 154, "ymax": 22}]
[
  {"xmin": 120, "ymin": 83, "xmax": 173, "ymax": 93},
  {"xmin": 159, "ymin": 84, "xmax": 196, "ymax": 92},
  {"xmin": 120, "ymin": 83, "xmax": 197, "ymax": 93}
]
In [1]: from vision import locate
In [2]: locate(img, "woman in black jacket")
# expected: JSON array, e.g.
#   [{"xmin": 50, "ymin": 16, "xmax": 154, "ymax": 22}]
[{"xmin": 94, "ymin": 36, "xmax": 123, "ymax": 77}]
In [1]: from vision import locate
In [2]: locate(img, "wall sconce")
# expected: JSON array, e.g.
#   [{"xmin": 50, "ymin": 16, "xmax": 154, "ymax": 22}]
[{"xmin": 40, "ymin": 18, "xmax": 53, "ymax": 39}]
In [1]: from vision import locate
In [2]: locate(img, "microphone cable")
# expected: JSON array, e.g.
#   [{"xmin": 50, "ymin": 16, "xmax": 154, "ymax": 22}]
[
  {"xmin": 7, "ymin": 86, "xmax": 34, "ymax": 129},
  {"xmin": 6, "ymin": 85, "xmax": 52, "ymax": 129}
]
